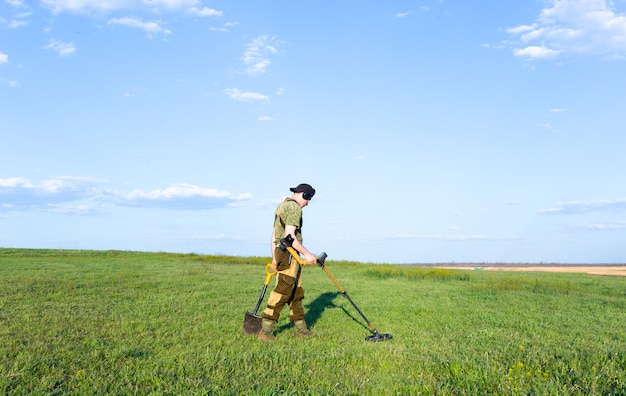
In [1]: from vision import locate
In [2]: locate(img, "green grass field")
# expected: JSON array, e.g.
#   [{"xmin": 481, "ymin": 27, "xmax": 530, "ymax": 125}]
[{"xmin": 1, "ymin": 249, "xmax": 624, "ymax": 395}]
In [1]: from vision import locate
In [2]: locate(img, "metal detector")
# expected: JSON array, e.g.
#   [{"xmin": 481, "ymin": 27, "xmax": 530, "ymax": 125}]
[{"xmin": 280, "ymin": 235, "xmax": 392, "ymax": 342}]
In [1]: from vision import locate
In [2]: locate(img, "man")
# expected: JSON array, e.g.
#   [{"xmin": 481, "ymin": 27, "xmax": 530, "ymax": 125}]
[{"xmin": 258, "ymin": 183, "xmax": 317, "ymax": 342}]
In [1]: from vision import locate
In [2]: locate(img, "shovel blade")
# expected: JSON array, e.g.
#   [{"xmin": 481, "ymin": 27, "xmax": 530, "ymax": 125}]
[{"xmin": 243, "ymin": 312, "xmax": 262, "ymax": 335}]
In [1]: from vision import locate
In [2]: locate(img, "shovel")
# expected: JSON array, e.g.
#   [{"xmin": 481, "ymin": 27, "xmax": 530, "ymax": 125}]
[{"xmin": 243, "ymin": 263, "xmax": 277, "ymax": 335}]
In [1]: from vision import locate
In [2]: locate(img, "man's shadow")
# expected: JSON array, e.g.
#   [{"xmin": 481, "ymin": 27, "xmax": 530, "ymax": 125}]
[{"xmin": 277, "ymin": 291, "xmax": 368, "ymax": 333}]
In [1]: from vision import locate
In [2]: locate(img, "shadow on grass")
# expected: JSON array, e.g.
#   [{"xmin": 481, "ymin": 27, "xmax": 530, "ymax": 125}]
[
  {"xmin": 305, "ymin": 291, "xmax": 340, "ymax": 329},
  {"xmin": 324, "ymin": 293, "xmax": 372, "ymax": 333},
  {"xmin": 275, "ymin": 291, "xmax": 371, "ymax": 335},
  {"xmin": 275, "ymin": 291, "xmax": 336, "ymax": 334},
  {"xmin": 275, "ymin": 291, "xmax": 371, "ymax": 336}
]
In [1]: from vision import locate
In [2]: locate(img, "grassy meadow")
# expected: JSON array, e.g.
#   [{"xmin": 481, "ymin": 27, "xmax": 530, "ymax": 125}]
[{"xmin": 1, "ymin": 249, "xmax": 625, "ymax": 395}]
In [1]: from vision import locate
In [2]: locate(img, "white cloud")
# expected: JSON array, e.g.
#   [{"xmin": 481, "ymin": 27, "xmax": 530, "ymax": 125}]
[
  {"xmin": 106, "ymin": 183, "xmax": 252, "ymax": 209},
  {"xmin": 123, "ymin": 87, "xmax": 145, "ymax": 97},
  {"xmin": 187, "ymin": 6, "xmax": 222, "ymax": 17},
  {"xmin": 223, "ymin": 88, "xmax": 269, "ymax": 102},
  {"xmin": 569, "ymin": 222, "xmax": 626, "ymax": 230},
  {"xmin": 0, "ymin": 78, "xmax": 19, "ymax": 87},
  {"xmin": 549, "ymin": 108, "xmax": 565, "ymax": 113},
  {"xmin": 142, "ymin": 0, "xmax": 199, "ymax": 11},
  {"xmin": 258, "ymin": 115, "xmax": 273, "ymax": 121},
  {"xmin": 0, "ymin": 51, "xmax": 7, "ymax": 64},
  {"xmin": 507, "ymin": 0, "xmax": 626, "ymax": 60},
  {"xmin": 210, "ymin": 21, "xmax": 237, "ymax": 32},
  {"xmin": 396, "ymin": 11, "xmax": 412, "ymax": 18},
  {"xmin": 539, "ymin": 197, "xmax": 626, "ymax": 214},
  {"xmin": 8, "ymin": 19, "xmax": 29, "ymax": 28},
  {"xmin": 0, "ymin": 176, "xmax": 103, "ymax": 210},
  {"xmin": 41, "ymin": 0, "xmax": 126, "ymax": 14},
  {"xmin": 513, "ymin": 45, "xmax": 562, "ymax": 58},
  {"xmin": 128, "ymin": 184, "xmax": 227, "ymax": 199},
  {"xmin": 386, "ymin": 233, "xmax": 522, "ymax": 241},
  {"xmin": 170, "ymin": 233, "xmax": 247, "ymax": 242},
  {"xmin": 539, "ymin": 122, "xmax": 559, "ymax": 133},
  {"xmin": 47, "ymin": 204, "xmax": 98, "ymax": 215},
  {"xmin": 506, "ymin": 24, "xmax": 537, "ymax": 35},
  {"xmin": 0, "ymin": 177, "xmax": 251, "ymax": 212},
  {"xmin": 43, "ymin": 39, "xmax": 76, "ymax": 56},
  {"xmin": 243, "ymin": 35, "xmax": 279, "ymax": 76},
  {"xmin": 0, "ymin": 177, "xmax": 30, "ymax": 188},
  {"xmin": 0, "ymin": 15, "xmax": 30, "ymax": 29},
  {"xmin": 5, "ymin": 0, "xmax": 25, "ymax": 7},
  {"xmin": 108, "ymin": 17, "xmax": 171, "ymax": 35},
  {"xmin": 40, "ymin": 0, "xmax": 203, "ymax": 14}
]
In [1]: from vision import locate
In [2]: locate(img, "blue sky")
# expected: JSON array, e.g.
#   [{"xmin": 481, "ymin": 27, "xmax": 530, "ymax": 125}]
[{"xmin": 1, "ymin": 0, "xmax": 626, "ymax": 264}]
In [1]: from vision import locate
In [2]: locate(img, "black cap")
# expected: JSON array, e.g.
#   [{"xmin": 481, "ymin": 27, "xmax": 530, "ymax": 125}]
[{"xmin": 290, "ymin": 183, "xmax": 315, "ymax": 195}]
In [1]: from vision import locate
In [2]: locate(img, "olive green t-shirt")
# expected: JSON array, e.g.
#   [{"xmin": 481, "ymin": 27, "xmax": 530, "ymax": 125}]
[{"xmin": 273, "ymin": 198, "xmax": 303, "ymax": 245}]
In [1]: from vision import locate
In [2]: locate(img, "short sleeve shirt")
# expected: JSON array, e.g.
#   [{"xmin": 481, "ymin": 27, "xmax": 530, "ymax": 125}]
[{"xmin": 274, "ymin": 198, "xmax": 303, "ymax": 245}]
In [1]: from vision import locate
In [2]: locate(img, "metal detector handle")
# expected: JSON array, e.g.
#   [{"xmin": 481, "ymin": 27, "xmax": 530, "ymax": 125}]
[
  {"xmin": 264, "ymin": 263, "xmax": 277, "ymax": 285},
  {"xmin": 316, "ymin": 252, "xmax": 327, "ymax": 267},
  {"xmin": 279, "ymin": 234, "xmax": 294, "ymax": 250},
  {"xmin": 281, "ymin": 237, "xmax": 321, "ymax": 267}
]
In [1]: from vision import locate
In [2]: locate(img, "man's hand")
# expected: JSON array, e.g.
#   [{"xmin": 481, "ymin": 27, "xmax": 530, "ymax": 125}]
[
  {"xmin": 303, "ymin": 252, "xmax": 316, "ymax": 265},
  {"xmin": 271, "ymin": 259, "xmax": 278, "ymax": 271}
]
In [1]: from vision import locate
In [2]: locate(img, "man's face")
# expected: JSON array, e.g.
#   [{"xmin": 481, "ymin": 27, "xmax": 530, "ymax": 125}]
[{"xmin": 296, "ymin": 192, "xmax": 310, "ymax": 208}]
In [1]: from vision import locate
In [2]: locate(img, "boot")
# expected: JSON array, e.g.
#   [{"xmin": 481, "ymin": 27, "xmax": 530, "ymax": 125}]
[
  {"xmin": 294, "ymin": 320, "xmax": 313, "ymax": 337},
  {"xmin": 258, "ymin": 318, "xmax": 276, "ymax": 342}
]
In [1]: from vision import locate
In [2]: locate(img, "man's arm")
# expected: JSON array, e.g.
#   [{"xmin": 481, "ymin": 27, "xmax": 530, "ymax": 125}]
[{"xmin": 284, "ymin": 225, "xmax": 316, "ymax": 264}]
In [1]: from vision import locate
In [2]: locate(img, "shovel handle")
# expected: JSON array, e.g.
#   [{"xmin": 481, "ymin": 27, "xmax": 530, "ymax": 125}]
[{"xmin": 264, "ymin": 263, "xmax": 277, "ymax": 285}]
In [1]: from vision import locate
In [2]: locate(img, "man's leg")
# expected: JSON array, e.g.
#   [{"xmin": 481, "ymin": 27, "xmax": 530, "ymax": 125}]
[
  {"xmin": 259, "ymin": 248, "xmax": 298, "ymax": 341},
  {"xmin": 261, "ymin": 272, "xmax": 297, "ymax": 321},
  {"xmin": 288, "ymin": 274, "xmax": 312, "ymax": 336},
  {"xmin": 288, "ymin": 286, "xmax": 305, "ymax": 322}
]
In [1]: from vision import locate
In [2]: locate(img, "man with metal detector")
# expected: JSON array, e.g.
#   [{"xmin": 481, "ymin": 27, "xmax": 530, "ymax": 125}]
[{"xmin": 258, "ymin": 183, "xmax": 317, "ymax": 342}]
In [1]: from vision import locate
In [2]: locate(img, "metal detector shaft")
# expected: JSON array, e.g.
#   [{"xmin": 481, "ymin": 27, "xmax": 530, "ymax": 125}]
[{"xmin": 319, "ymin": 263, "xmax": 378, "ymax": 333}]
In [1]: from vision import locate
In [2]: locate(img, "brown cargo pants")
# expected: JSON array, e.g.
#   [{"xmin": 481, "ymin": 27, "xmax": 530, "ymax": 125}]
[{"xmin": 261, "ymin": 246, "xmax": 305, "ymax": 322}]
